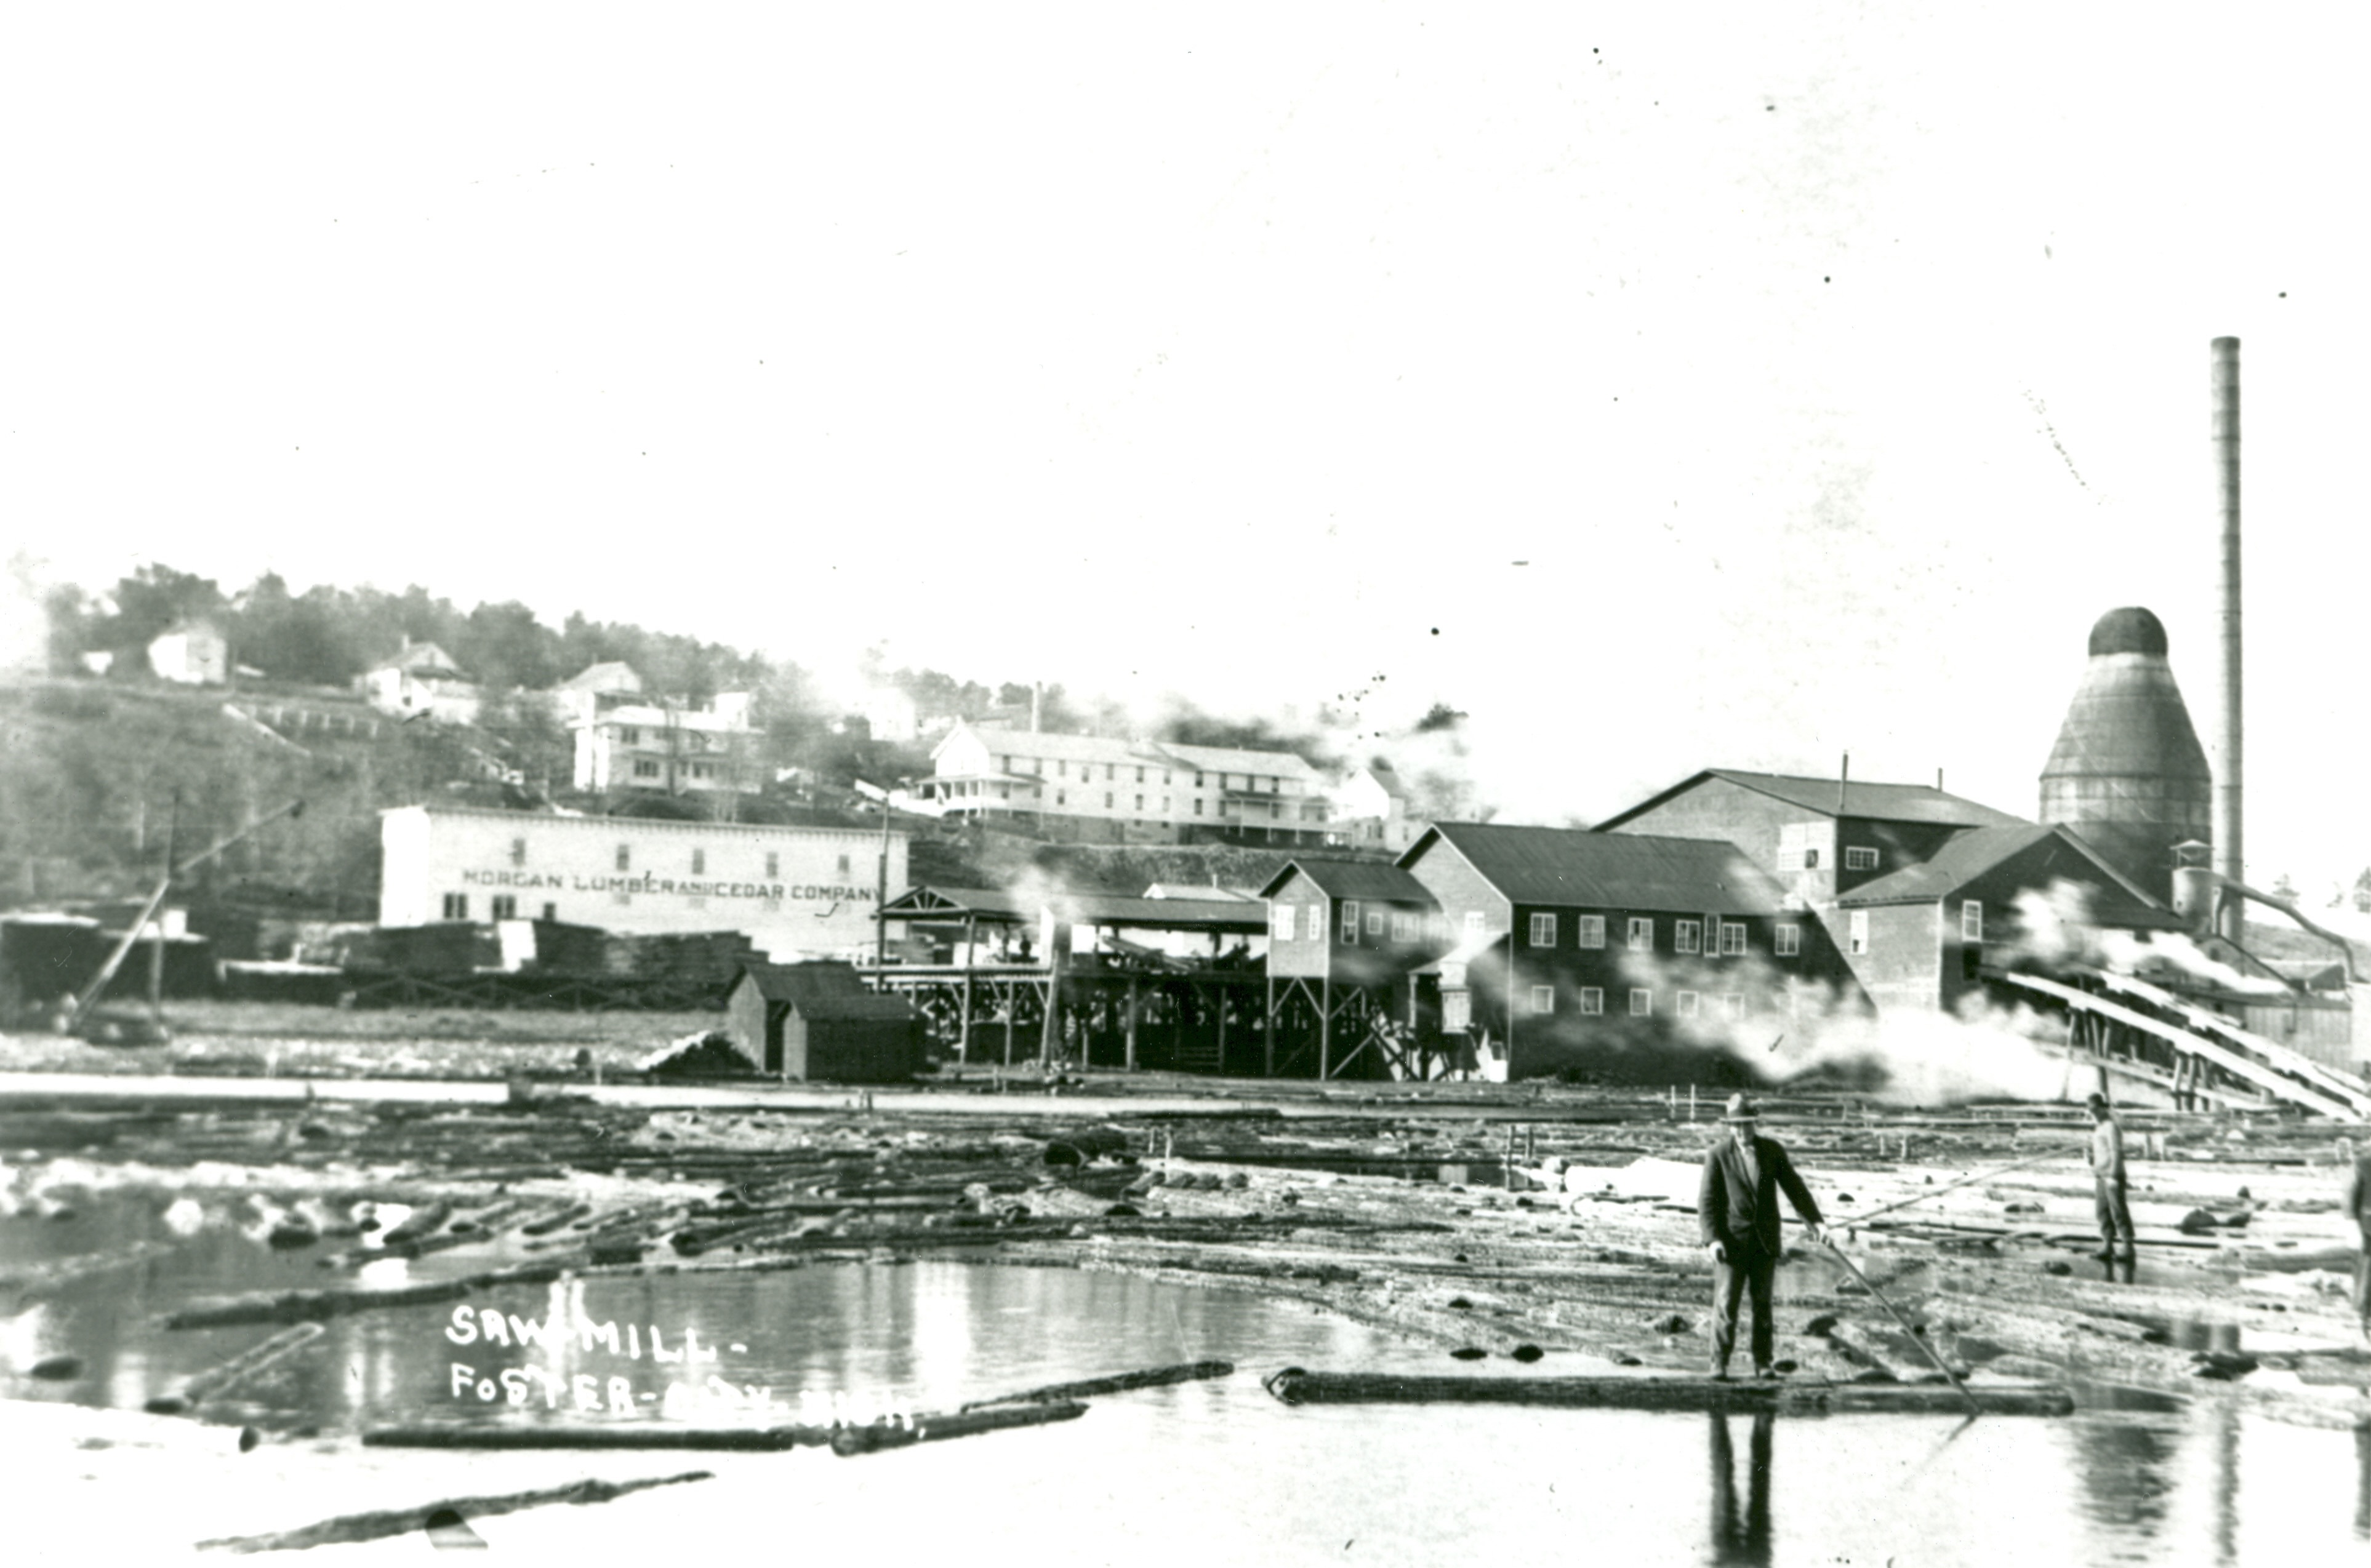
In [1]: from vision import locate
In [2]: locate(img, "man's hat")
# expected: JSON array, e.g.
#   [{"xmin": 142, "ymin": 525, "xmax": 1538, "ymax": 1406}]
[
  {"xmin": 2086, "ymin": 1092, "xmax": 2109, "ymax": 1111},
  {"xmin": 1722, "ymin": 1093, "xmax": 1760, "ymax": 1122}
]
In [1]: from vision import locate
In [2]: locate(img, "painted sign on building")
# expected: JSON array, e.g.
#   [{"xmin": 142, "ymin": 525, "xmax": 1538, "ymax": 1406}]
[{"xmin": 379, "ymin": 806, "xmax": 907, "ymax": 961}]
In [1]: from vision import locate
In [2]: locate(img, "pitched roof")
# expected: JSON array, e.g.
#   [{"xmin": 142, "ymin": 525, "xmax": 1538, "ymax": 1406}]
[
  {"xmin": 933, "ymin": 721, "xmax": 1318, "ymax": 781},
  {"xmin": 735, "ymin": 961, "xmax": 915, "ymax": 1022},
  {"xmin": 1595, "ymin": 769, "xmax": 2028, "ymax": 831},
  {"xmin": 1361, "ymin": 762, "xmax": 1411, "ymax": 802},
  {"xmin": 1401, "ymin": 822, "xmax": 1792, "ymax": 916},
  {"xmin": 1834, "ymin": 824, "xmax": 2060, "ymax": 905},
  {"xmin": 371, "ymin": 642, "xmax": 467, "ymax": 678},
  {"xmin": 557, "ymin": 661, "xmax": 643, "ymax": 692},
  {"xmin": 1258, "ymin": 859, "xmax": 1434, "ymax": 902},
  {"xmin": 1837, "ymin": 823, "xmax": 2180, "ymax": 923}
]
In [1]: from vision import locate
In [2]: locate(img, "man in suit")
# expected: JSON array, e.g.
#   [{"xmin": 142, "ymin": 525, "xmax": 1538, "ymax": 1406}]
[{"xmin": 1699, "ymin": 1092, "xmax": 1826, "ymax": 1380}]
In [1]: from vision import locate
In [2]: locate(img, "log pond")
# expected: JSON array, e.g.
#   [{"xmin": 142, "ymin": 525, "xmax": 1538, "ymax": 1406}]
[{"xmin": 2, "ymin": 1184, "xmax": 2366, "ymax": 1563}]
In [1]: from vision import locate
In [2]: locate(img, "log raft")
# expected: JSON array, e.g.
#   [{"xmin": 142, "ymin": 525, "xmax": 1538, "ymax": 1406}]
[{"xmin": 1260, "ymin": 1368, "xmax": 2073, "ymax": 1417}]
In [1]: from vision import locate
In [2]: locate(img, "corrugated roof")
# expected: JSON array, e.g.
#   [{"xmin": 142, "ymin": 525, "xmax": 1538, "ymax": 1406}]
[
  {"xmin": 1258, "ymin": 859, "xmax": 1433, "ymax": 902},
  {"xmin": 736, "ymin": 961, "xmax": 915, "ymax": 1021},
  {"xmin": 1402, "ymin": 823, "xmax": 1792, "ymax": 916},
  {"xmin": 1596, "ymin": 769, "xmax": 2027, "ymax": 831}
]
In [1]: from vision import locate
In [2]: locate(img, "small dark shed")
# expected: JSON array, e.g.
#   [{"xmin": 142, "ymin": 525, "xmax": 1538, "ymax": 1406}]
[{"xmin": 726, "ymin": 961, "xmax": 923, "ymax": 1084}]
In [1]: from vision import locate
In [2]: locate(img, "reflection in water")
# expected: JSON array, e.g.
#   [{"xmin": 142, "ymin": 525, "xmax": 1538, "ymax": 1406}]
[
  {"xmin": 2070, "ymin": 1410, "xmax": 2184, "ymax": 1550},
  {"xmin": 1707, "ymin": 1411, "xmax": 1773, "ymax": 1567},
  {"xmin": 2210, "ymin": 1402, "xmax": 2239, "ymax": 1567},
  {"xmin": 2357, "ymin": 1424, "xmax": 2371, "ymax": 1540}
]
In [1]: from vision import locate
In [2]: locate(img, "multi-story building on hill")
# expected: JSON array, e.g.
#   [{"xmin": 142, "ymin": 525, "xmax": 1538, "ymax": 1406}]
[
  {"xmin": 555, "ymin": 662, "xmax": 759, "ymax": 798},
  {"xmin": 919, "ymin": 721, "xmax": 1331, "ymax": 845}
]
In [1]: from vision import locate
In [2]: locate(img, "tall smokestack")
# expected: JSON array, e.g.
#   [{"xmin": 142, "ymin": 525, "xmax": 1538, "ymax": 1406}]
[{"xmin": 2210, "ymin": 337, "xmax": 2244, "ymax": 941}]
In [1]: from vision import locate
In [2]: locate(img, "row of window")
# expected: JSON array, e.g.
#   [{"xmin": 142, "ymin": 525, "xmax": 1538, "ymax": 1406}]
[
  {"xmin": 611, "ymin": 727, "xmax": 733, "ymax": 752},
  {"xmin": 630, "ymin": 758, "xmax": 723, "ymax": 782},
  {"xmin": 1523, "ymin": 985, "xmax": 1749, "ymax": 1018},
  {"xmin": 445, "ymin": 894, "xmax": 555, "ymax": 921},
  {"xmin": 1272, "ymin": 902, "xmax": 1807, "ymax": 958},
  {"xmin": 993, "ymin": 756, "xmax": 1298, "ymax": 794}
]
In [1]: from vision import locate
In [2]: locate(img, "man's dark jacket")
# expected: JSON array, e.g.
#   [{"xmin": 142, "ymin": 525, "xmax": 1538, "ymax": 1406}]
[{"xmin": 1698, "ymin": 1134, "xmax": 1823, "ymax": 1256}]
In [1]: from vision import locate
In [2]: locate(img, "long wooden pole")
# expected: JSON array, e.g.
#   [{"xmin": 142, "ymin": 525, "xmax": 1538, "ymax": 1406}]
[{"xmin": 1819, "ymin": 1241, "xmax": 1983, "ymax": 1418}]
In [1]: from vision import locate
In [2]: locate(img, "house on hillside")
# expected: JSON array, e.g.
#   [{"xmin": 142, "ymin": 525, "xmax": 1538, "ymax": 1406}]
[
  {"xmin": 920, "ymin": 721, "xmax": 1331, "ymax": 846},
  {"xmin": 359, "ymin": 641, "xmax": 483, "ymax": 723},
  {"xmin": 1331, "ymin": 761, "xmax": 1420, "ymax": 852},
  {"xmin": 564, "ymin": 663, "xmax": 758, "ymax": 796},
  {"xmin": 148, "ymin": 620, "xmax": 229, "ymax": 686},
  {"xmin": 550, "ymin": 662, "xmax": 645, "ymax": 727}
]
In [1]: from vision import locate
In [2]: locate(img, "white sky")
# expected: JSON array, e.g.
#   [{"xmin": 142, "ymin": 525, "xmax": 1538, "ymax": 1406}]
[{"xmin": 4, "ymin": 6, "xmax": 2366, "ymax": 892}]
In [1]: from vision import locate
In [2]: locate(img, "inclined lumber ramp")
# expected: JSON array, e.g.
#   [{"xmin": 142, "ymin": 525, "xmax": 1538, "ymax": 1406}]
[{"xmin": 1988, "ymin": 968, "xmax": 2370, "ymax": 1121}]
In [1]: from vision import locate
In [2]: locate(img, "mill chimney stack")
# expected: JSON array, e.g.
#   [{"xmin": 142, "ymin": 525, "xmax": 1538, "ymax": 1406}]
[{"xmin": 2210, "ymin": 337, "xmax": 2244, "ymax": 940}]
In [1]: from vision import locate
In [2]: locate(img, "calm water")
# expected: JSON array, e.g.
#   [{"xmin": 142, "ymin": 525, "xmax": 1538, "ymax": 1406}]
[{"xmin": 2, "ymin": 1183, "xmax": 2367, "ymax": 1565}]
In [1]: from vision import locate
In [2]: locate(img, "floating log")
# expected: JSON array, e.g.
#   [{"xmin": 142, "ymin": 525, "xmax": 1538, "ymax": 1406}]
[
  {"xmin": 364, "ymin": 1423, "xmax": 828, "ymax": 1451},
  {"xmin": 1259, "ymin": 1369, "xmax": 2071, "ymax": 1417},
  {"xmin": 1827, "ymin": 1319, "xmax": 1965, "ymax": 1385},
  {"xmin": 166, "ymin": 1279, "xmax": 470, "ymax": 1330},
  {"xmin": 518, "ymin": 1200, "xmax": 594, "ymax": 1237},
  {"xmin": 379, "ymin": 1200, "xmax": 454, "ymax": 1247},
  {"xmin": 180, "ymin": 1323, "xmax": 326, "ymax": 1403},
  {"xmin": 960, "ymin": 1359, "xmax": 1234, "ymax": 1410},
  {"xmin": 193, "ymin": 1470, "xmax": 713, "ymax": 1554},
  {"xmin": 830, "ymin": 1400, "xmax": 1088, "ymax": 1455},
  {"xmin": 1045, "ymin": 1127, "xmax": 1131, "ymax": 1166}
]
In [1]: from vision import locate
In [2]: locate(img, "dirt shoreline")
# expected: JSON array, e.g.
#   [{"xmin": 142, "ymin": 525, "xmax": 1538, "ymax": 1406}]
[{"xmin": 6, "ymin": 1051, "xmax": 2370, "ymax": 1551}]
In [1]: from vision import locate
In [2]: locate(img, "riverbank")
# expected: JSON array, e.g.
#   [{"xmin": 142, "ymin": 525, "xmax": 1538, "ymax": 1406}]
[{"xmin": 4, "ymin": 1052, "xmax": 2369, "ymax": 1555}]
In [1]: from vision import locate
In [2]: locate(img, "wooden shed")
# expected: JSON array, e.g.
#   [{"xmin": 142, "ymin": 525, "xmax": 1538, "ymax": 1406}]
[{"xmin": 725, "ymin": 961, "xmax": 922, "ymax": 1083}]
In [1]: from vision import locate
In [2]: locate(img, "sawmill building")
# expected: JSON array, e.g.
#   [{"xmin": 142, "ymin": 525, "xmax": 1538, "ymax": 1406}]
[
  {"xmin": 378, "ymin": 805, "xmax": 905, "ymax": 961},
  {"xmin": 1391, "ymin": 822, "xmax": 1858, "ymax": 1079}
]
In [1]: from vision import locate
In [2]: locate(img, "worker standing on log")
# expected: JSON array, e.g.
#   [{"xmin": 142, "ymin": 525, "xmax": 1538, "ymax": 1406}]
[
  {"xmin": 1698, "ymin": 1093, "xmax": 1824, "ymax": 1381},
  {"xmin": 2344, "ymin": 1140, "xmax": 2371, "ymax": 1341},
  {"xmin": 2086, "ymin": 1094, "xmax": 2137, "ymax": 1284}
]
